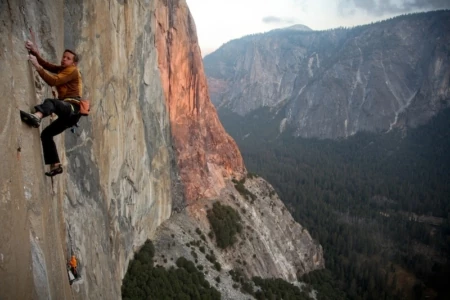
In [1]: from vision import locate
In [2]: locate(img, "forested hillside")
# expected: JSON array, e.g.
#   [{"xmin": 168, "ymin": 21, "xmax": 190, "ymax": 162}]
[{"xmin": 219, "ymin": 107, "xmax": 450, "ymax": 299}]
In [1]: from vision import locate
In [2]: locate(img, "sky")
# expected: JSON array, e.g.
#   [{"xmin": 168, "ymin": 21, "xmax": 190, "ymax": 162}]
[{"xmin": 186, "ymin": 0, "xmax": 450, "ymax": 56}]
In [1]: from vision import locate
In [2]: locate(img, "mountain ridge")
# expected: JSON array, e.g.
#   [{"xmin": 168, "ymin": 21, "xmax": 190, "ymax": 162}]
[{"xmin": 205, "ymin": 10, "xmax": 450, "ymax": 139}]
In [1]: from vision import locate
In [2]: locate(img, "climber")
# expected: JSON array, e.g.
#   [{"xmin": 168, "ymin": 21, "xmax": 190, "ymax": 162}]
[
  {"xmin": 21, "ymin": 40, "xmax": 83, "ymax": 177},
  {"xmin": 67, "ymin": 255, "xmax": 79, "ymax": 285}
]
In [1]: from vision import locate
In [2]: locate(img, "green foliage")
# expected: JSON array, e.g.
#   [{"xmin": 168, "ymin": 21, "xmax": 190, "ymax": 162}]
[
  {"xmin": 206, "ymin": 252, "xmax": 217, "ymax": 264},
  {"xmin": 122, "ymin": 240, "xmax": 221, "ymax": 300},
  {"xmin": 252, "ymin": 276, "xmax": 310, "ymax": 300},
  {"xmin": 247, "ymin": 172, "xmax": 259, "ymax": 179},
  {"xmin": 207, "ymin": 202, "xmax": 243, "ymax": 249},
  {"xmin": 226, "ymin": 268, "xmax": 312, "ymax": 299},
  {"xmin": 214, "ymin": 262, "xmax": 222, "ymax": 271},
  {"xmin": 233, "ymin": 178, "xmax": 257, "ymax": 202},
  {"xmin": 133, "ymin": 239, "xmax": 155, "ymax": 266},
  {"xmin": 228, "ymin": 268, "xmax": 254, "ymax": 295},
  {"xmin": 300, "ymin": 269, "xmax": 347, "ymax": 300},
  {"xmin": 229, "ymin": 268, "xmax": 245, "ymax": 283},
  {"xmin": 240, "ymin": 280, "xmax": 254, "ymax": 295},
  {"xmin": 219, "ymin": 107, "xmax": 450, "ymax": 299}
]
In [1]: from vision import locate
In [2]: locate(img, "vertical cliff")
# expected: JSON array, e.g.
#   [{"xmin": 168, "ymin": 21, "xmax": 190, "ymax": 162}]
[
  {"xmin": 0, "ymin": 1, "xmax": 323, "ymax": 299},
  {"xmin": 62, "ymin": 1, "xmax": 179, "ymax": 298},
  {"xmin": 1, "ymin": 2, "xmax": 71, "ymax": 299},
  {"xmin": 1, "ymin": 0, "xmax": 176, "ymax": 299},
  {"xmin": 154, "ymin": 0, "xmax": 246, "ymax": 203}
]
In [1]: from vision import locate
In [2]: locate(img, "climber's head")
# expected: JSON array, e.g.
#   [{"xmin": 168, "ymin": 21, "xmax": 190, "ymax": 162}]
[{"xmin": 61, "ymin": 49, "xmax": 79, "ymax": 67}]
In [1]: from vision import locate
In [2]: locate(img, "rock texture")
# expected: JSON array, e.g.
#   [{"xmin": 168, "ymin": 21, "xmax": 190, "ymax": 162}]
[
  {"xmin": 0, "ymin": 0, "xmax": 322, "ymax": 299},
  {"xmin": 1, "ymin": 1, "xmax": 176, "ymax": 299},
  {"xmin": 155, "ymin": 0, "xmax": 246, "ymax": 203},
  {"xmin": 205, "ymin": 11, "xmax": 450, "ymax": 139},
  {"xmin": 152, "ymin": 176, "xmax": 323, "ymax": 299},
  {"xmin": 1, "ymin": 2, "xmax": 72, "ymax": 299}
]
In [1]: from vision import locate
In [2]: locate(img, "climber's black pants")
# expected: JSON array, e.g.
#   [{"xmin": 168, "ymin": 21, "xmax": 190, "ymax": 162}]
[{"xmin": 35, "ymin": 98, "xmax": 81, "ymax": 165}]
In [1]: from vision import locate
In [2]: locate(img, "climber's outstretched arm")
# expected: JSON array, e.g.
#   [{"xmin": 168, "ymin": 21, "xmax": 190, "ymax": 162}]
[{"xmin": 25, "ymin": 40, "xmax": 62, "ymax": 73}]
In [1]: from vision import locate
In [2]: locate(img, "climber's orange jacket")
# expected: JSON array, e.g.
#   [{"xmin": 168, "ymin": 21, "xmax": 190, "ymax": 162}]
[
  {"xmin": 30, "ymin": 50, "xmax": 83, "ymax": 99},
  {"xmin": 69, "ymin": 256, "xmax": 77, "ymax": 268}
]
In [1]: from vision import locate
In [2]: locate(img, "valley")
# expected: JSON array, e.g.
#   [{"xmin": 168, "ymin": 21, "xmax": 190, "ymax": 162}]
[{"xmin": 217, "ymin": 107, "xmax": 450, "ymax": 299}]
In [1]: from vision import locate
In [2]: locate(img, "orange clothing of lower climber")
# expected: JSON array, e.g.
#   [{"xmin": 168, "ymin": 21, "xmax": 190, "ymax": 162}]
[{"xmin": 69, "ymin": 256, "xmax": 77, "ymax": 269}]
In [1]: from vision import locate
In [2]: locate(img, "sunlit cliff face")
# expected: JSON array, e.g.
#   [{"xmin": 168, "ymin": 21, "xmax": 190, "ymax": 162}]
[{"xmin": 154, "ymin": 0, "xmax": 246, "ymax": 203}]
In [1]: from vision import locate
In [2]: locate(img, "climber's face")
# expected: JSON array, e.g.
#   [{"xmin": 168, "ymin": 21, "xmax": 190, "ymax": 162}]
[{"xmin": 61, "ymin": 51, "xmax": 76, "ymax": 67}]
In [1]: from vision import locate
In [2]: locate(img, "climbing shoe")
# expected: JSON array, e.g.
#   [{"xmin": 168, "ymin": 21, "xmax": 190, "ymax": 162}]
[
  {"xmin": 45, "ymin": 165, "xmax": 63, "ymax": 177},
  {"xmin": 20, "ymin": 110, "xmax": 41, "ymax": 128}
]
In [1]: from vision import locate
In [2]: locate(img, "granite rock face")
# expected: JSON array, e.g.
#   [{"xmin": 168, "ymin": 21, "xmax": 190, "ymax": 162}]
[
  {"xmin": 205, "ymin": 11, "xmax": 450, "ymax": 139},
  {"xmin": 154, "ymin": 0, "xmax": 246, "ymax": 203},
  {"xmin": 0, "ymin": 1, "xmax": 322, "ymax": 299},
  {"xmin": 152, "ymin": 176, "xmax": 324, "ymax": 299},
  {"xmin": 1, "ymin": 0, "xmax": 176, "ymax": 299}
]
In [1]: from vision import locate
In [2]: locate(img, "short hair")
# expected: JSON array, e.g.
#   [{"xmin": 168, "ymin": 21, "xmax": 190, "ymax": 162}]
[{"xmin": 64, "ymin": 49, "xmax": 79, "ymax": 63}]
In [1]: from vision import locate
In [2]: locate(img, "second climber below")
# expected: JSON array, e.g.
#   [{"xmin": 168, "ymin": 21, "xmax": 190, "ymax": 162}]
[{"xmin": 22, "ymin": 40, "xmax": 83, "ymax": 177}]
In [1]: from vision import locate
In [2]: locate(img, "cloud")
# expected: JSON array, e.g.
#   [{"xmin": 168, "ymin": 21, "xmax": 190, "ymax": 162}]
[
  {"xmin": 338, "ymin": 0, "xmax": 450, "ymax": 17},
  {"xmin": 262, "ymin": 16, "xmax": 296, "ymax": 25}
]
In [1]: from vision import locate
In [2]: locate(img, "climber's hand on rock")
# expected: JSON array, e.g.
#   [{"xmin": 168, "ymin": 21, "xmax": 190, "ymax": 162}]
[
  {"xmin": 28, "ymin": 54, "xmax": 41, "ymax": 70},
  {"xmin": 25, "ymin": 40, "xmax": 37, "ymax": 54}
]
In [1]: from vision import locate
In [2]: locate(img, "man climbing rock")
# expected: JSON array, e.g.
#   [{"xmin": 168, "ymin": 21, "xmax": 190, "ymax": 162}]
[
  {"xmin": 22, "ymin": 40, "xmax": 83, "ymax": 177},
  {"xmin": 67, "ymin": 255, "xmax": 79, "ymax": 284}
]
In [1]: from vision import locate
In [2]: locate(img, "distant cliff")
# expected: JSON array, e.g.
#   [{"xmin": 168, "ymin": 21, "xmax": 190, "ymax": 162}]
[
  {"xmin": 205, "ymin": 11, "xmax": 450, "ymax": 139},
  {"xmin": 0, "ymin": 0, "xmax": 323, "ymax": 299},
  {"xmin": 154, "ymin": 0, "xmax": 246, "ymax": 203}
]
